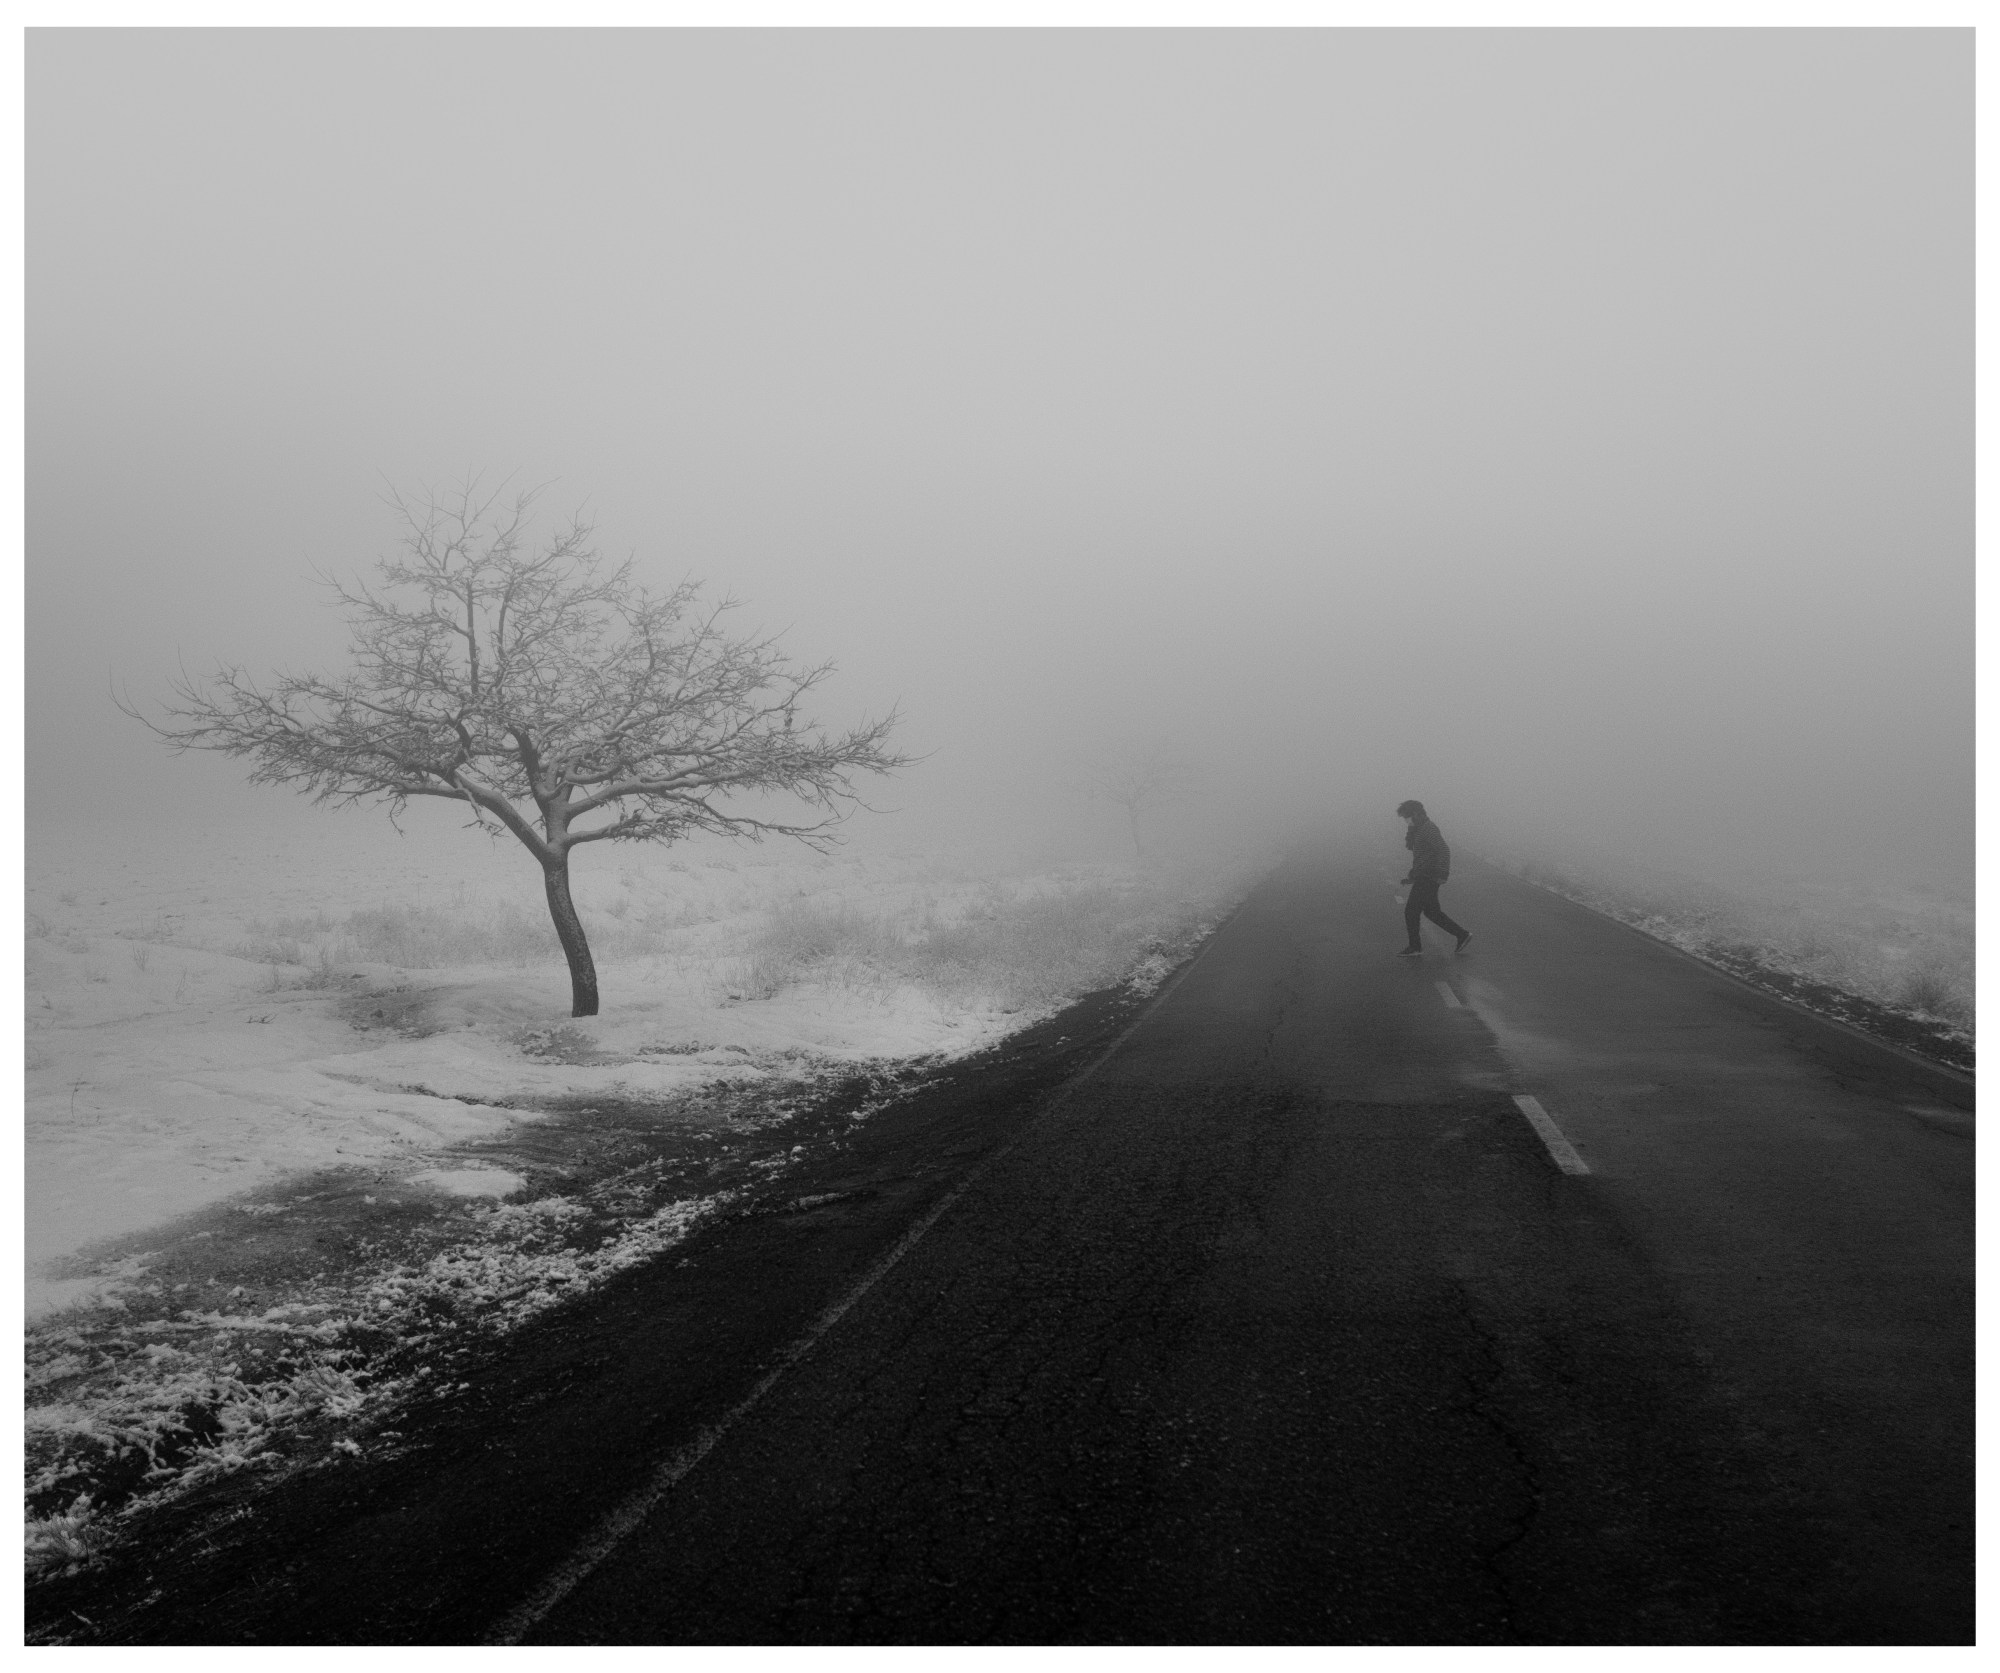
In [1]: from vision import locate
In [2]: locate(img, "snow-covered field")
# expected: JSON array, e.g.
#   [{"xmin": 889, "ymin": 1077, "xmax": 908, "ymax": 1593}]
[{"xmin": 23, "ymin": 808, "xmax": 1254, "ymax": 1570}]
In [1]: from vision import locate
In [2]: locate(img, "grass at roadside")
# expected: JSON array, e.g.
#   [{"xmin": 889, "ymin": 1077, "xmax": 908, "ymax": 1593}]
[
  {"xmin": 1501, "ymin": 851, "xmax": 1972, "ymax": 1055},
  {"xmin": 735, "ymin": 871, "xmax": 1201, "ymax": 1010},
  {"xmin": 227, "ymin": 863, "xmax": 1219, "ymax": 1013}
]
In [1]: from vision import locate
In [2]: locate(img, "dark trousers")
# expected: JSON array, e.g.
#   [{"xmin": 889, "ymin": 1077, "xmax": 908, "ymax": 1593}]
[{"xmin": 1404, "ymin": 877, "xmax": 1466, "ymax": 947}]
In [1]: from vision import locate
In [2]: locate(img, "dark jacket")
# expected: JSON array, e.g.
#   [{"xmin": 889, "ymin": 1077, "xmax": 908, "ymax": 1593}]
[{"xmin": 1405, "ymin": 817, "xmax": 1450, "ymax": 883}]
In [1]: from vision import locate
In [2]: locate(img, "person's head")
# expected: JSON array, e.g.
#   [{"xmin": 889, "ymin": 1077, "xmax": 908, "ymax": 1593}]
[{"xmin": 1396, "ymin": 799, "xmax": 1426, "ymax": 822}]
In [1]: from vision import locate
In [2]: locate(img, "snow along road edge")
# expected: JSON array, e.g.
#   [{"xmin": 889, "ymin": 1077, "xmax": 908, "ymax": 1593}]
[{"xmin": 485, "ymin": 897, "xmax": 1250, "ymax": 1645}]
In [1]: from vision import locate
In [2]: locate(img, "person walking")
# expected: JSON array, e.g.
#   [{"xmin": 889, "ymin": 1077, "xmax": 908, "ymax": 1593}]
[{"xmin": 1397, "ymin": 800, "xmax": 1471, "ymax": 957}]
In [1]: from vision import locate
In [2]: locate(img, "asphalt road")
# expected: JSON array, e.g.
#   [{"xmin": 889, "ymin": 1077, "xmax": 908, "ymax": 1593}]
[
  {"xmin": 40, "ymin": 847, "xmax": 1973, "ymax": 1645},
  {"xmin": 520, "ymin": 848, "xmax": 1971, "ymax": 1645}
]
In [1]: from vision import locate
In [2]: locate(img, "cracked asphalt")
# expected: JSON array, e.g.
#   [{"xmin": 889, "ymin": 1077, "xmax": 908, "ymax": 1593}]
[
  {"xmin": 38, "ymin": 846, "xmax": 1971, "ymax": 1645},
  {"xmin": 526, "ymin": 849, "xmax": 1973, "ymax": 1645}
]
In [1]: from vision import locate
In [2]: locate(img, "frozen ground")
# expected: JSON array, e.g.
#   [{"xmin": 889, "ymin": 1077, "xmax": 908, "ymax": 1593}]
[
  {"xmin": 25, "ymin": 812, "xmax": 1249, "ymax": 1312},
  {"xmin": 23, "ymin": 808, "xmax": 1254, "ymax": 1569}
]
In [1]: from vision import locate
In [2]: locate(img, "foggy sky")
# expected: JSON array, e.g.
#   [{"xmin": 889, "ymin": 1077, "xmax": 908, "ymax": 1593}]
[{"xmin": 26, "ymin": 29, "xmax": 1973, "ymax": 887}]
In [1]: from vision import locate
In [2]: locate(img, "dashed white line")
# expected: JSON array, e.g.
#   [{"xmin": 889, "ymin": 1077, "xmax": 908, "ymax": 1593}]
[
  {"xmin": 1434, "ymin": 981, "xmax": 1463, "ymax": 1009},
  {"xmin": 1511, "ymin": 1095, "xmax": 1590, "ymax": 1175}
]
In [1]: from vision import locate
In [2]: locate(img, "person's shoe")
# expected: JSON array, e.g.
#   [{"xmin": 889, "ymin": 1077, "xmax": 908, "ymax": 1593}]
[
  {"xmin": 1397, "ymin": 946, "xmax": 1425, "ymax": 959},
  {"xmin": 1454, "ymin": 932, "xmax": 1472, "ymax": 956}
]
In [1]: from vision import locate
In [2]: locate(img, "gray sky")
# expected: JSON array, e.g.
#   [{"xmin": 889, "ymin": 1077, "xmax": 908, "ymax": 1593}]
[{"xmin": 27, "ymin": 28, "xmax": 1972, "ymax": 887}]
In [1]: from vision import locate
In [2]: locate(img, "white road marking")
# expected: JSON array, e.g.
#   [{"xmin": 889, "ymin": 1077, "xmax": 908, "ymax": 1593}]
[
  {"xmin": 485, "ymin": 901, "xmax": 1240, "ymax": 1645},
  {"xmin": 1435, "ymin": 981, "xmax": 1462, "ymax": 1009},
  {"xmin": 488, "ymin": 1162, "xmax": 986, "ymax": 1644},
  {"xmin": 1512, "ymin": 1095, "xmax": 1590, "ymax": 1175}
]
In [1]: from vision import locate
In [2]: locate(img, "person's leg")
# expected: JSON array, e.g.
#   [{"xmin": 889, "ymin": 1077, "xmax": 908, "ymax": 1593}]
[
  {"xmin": 1421, "ymin": 887, "xmax": 1468, "ymax": 943},
  {"xmin": 1403, "ymin": 882, "xmax": 1431, "ymax": 949}
]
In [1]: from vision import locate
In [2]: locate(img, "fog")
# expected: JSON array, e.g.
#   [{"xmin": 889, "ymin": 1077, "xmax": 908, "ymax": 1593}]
[{"xmin": 27, "ymin": 29, "xmax": 1971, "ymax": 893}]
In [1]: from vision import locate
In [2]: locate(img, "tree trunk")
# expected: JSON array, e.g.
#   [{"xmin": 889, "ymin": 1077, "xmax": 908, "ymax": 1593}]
[{"xmin": 542, "ymin": 854, "xmax": 600, "ymax": 1017}]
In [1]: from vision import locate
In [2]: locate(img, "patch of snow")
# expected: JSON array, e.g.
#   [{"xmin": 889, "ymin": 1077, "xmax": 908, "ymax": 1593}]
[
  {"xmin": 25, "ymin": 812, "xmax": 1254, "ymax": 1316},
  {"xmin": 409, "ymin": 1167, "xmax": 527, "ymax": 1199},
  {"xmin": 27, "ymin": 1277, "xmax": 128, "ymax": 1317}
]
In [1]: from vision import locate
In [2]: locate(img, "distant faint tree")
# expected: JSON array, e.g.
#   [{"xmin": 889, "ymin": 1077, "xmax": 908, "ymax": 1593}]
[
  {"xmin": 126, "ymin": 482, "xmax": 906, "ymax": 1016},
  {"xmin": 1077, "ymin": 750, "xmax": 1195, "ymax": 860}
]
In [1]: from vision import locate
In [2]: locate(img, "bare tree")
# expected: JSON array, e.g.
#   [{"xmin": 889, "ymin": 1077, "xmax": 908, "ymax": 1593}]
[
  {"xmin": 126, "ymin": 482, "xmax": 907, "ymax": 1017},
  {"xmin": 1077, "ymin": 751, "xmax": 1194, "ymax": 860}
]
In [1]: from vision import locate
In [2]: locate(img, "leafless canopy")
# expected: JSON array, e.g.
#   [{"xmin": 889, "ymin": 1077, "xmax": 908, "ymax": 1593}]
[{"xmin": 138, "ymin": 482, "xmax": 906, "ymax": 866}]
